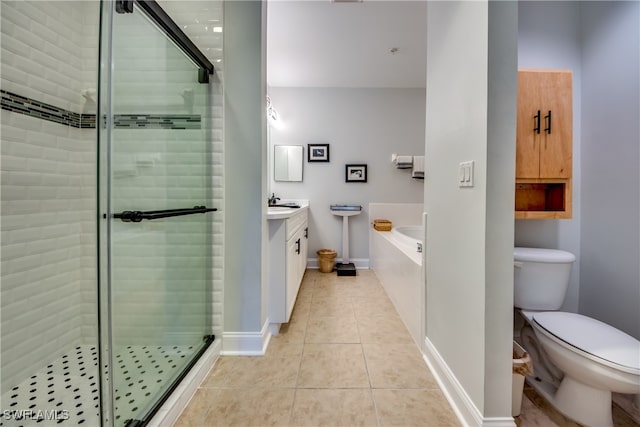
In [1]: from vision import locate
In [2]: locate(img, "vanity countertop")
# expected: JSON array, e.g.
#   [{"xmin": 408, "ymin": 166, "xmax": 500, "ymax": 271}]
[{"xmin": 267, "ymin": 200, "xmax": 309, "ymax": 220}]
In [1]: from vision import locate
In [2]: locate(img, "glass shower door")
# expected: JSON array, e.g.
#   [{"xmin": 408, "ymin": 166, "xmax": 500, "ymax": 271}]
[{"xmin": 102, "ymin": 3, "xmax": 214, "ymax": 425}]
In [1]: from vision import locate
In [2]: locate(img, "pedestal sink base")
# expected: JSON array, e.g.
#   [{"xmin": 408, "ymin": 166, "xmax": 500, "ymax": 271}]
[
  {"xmin": 336, "ymin": 262, "xmax": 357, "ymax": 276},
  {"xmin": 329, "ymin": 204, "xmax": 362, "ymax": 278}
]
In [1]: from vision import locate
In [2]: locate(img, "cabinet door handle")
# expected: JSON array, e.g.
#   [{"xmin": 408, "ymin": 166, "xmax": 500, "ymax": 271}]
[
  {"xmin": 544, "ymin": 110, "xmax": 552, "ymax": 134},
  {"xmin": 533, "ymin": 110, "xmax": 541, "ymax": 134},
  {"xmin": 304, "ymin": 227, "xmax": 308, "ymax": 239},
  {"xmin": 295, "ymin": 238, "xmax": 301, "ymax": 254}
]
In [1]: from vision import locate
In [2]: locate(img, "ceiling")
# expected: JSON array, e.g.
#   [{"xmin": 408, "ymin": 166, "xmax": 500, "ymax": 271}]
[{"xmin": 267, "ymin": 0, "xmax": 427, "ymax": 88}]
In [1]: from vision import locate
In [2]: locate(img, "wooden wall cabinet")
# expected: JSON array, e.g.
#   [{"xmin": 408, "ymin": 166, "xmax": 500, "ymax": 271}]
[{"xmin": 515, "ymin": 69, "xmax": 573, "ymax": 219}]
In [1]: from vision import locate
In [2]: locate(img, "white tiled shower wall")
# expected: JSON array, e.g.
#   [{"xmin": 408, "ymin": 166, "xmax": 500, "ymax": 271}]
[
  {"xmin": 1, "ymin": 0, "xmax": 224, "ymax": 392},
  {"xmin": 1, "ymin": 1, "xmax": 99, "ymax": 392},
  {"xmin": 157, "ymin": 0, "xmax": 225, "ymax": 339},
  {"xmin": 109, "ymin": 6, "xmax": 223, "ymax": 345},
  {"xmin": 1, "ymin": 1, "xmax": 97, "ymax": 112}
]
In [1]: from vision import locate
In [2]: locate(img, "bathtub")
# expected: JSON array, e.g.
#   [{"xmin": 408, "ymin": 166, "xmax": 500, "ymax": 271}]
[
  {"xmin": 392, "ymin": 226, "xmax": 424, "ymax": 256},
  {"xmin": 370, "ymin": 225, "xmax": 424, "ymax": 347}
]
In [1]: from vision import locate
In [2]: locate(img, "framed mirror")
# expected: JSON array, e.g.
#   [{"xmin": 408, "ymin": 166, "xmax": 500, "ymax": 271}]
[{"xmin": 274, "ymin": 145, "xmax": 303, "ymax": 182}]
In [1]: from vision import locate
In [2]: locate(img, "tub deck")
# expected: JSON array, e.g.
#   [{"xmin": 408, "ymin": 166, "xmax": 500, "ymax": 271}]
[{"xmin": 370, "ymin": 229, "xmax": 422, "ymax": 348}]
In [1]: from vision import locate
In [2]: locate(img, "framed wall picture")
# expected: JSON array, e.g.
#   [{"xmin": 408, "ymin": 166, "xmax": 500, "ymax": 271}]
[
  {"xmin": 308, "ymin": 144, "xmax": 330, "ymax": 162},
  {"xmin": 345, "ymin": 164, "xmax": 367, "ymax": 183}
]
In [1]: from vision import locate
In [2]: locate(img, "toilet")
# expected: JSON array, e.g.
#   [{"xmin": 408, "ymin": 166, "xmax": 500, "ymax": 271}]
[{"xmin": 514, "ymin": 247, "xmax": 640, "ymax": 427}]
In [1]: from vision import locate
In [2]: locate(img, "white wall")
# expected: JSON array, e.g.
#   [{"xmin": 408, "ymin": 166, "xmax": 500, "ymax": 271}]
[
  {"xmin": 425, "ymin": 0, "xmax": 489, "ymax": 411},
  {"xmin": 516, "ymin": 1, "xmax": 582, "ymax": 313},
  {"xmin": 269, "ymin": 87, "xmax": 425, "ymax": 264},
  {"xmin": 484, "ymin": 1, "xmax": 518, "ymax": 418},
  {"xmin": 424, "ymin": 0, "xmax": 515, "ymax": 421},
  {"xmin": 223, "ymin": 1, "xmax": 268, "ymax": 336},
  {"xmin": 579, "ymin": 1, "xmax": 640, "ymax": 339}
]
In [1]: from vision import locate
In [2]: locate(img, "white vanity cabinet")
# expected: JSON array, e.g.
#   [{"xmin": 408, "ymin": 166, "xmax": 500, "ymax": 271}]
[{"xmin": 268, "ymin": 206, "xmax": 308, "ymax": 327}]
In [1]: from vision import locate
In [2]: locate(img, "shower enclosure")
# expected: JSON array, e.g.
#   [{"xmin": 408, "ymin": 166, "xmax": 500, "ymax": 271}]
[{"xmin": 1, "ymin": 1, "xmax": 223, "ymax": 425}]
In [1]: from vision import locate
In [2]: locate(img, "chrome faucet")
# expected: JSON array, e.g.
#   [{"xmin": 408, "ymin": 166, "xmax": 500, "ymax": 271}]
[{"xmin": 268, "ymin": 193, "xmax": 280, "ymax": 206}]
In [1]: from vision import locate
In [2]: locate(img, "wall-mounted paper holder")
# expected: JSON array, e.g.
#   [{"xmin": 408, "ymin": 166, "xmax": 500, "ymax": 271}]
[{"xmin": 391, "ymin": 153, "xmax": 414, "ymax": 169}]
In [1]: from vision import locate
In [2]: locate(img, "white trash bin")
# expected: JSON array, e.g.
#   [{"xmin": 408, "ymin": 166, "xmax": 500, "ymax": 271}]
[{"xmin": 512, "ymin": 341, "xmax": 533, "ymax": 417}]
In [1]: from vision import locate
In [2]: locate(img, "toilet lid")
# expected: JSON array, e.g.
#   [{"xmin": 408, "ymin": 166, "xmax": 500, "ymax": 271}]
[
  {"xmin": 533, "ymin": 312, "xmax": 640, "ymax": 371},
  {"xmin": 513, "ymin": 247, "xmax": 576, "ymax": 263}
]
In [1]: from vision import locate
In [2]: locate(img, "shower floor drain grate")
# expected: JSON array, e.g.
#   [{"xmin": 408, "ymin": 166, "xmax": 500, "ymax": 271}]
[{"xmin": 1, "ymin": 344, "xmax": 195, "ymax": 427}]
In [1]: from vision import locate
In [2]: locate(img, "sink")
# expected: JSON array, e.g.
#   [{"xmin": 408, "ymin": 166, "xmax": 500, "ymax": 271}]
[
  {"xmin": 330, "ymin": 204, "xmax": 361, "ymax": 217},
  {"xmin": 267, "ymin": 200, "xmax": 309, "ymax": 220},
  {"xmin": 269, "ymin": 203, "xmax": 300, "ymax": 209},
  {"xmin": 269, "ymin": 206, "xmax": 296, "ymax": 211}
]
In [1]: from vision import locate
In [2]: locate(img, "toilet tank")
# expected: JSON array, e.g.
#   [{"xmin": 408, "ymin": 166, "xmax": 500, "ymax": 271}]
[{"xmin": 514, "ymin": 247, "xmax": 576, "ymax": 310}]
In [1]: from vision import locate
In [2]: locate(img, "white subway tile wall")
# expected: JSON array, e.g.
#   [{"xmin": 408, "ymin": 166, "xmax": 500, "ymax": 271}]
[
  {"xmin": 207, "ymin": 76, "xmax": 225, "ymax": 342},
  {"xmin": 78, "ymin": 0, "xmax": 100, "ymax": 347},
  {"xmin": 158, "ymin": 0, "xmax": 224, "ymax": 71},
  {"xmin": 0, "ymin": 1, "xmax": 92, "ymax": 113},
  {"xmin": 109, "ymin": 7, "xmax": 223, "ymax": 347},
  {"xmin": 158, "ymin": 0, "xmax": 225, "ymax": 345},
  {"xmin": 0, "ymin": 1, "xmax": 99, "ymax": 393},
  {"xmin": 0, "ymin": 0, "xmax": 224, "ymax": 394}
]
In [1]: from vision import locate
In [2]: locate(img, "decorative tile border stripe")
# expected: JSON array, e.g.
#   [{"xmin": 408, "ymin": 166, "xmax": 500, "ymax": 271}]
[
  {"xmin": 1, "ymin": 90, "xmax": 201, "ymax": 130},
  {"xmin": 1, "ymin": 89, "xmax": 89, "ymax": 128},
  {"xmin": 81, "ymin": 114, "xmax": 96, "ymax": 129},
  {"xmin": 114, "ymin": 114, "xmax": 201, "ymax": 130}
]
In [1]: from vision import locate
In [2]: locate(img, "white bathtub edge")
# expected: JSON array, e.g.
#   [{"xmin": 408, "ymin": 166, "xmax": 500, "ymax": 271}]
[
  {"xmin": 370, "ymin": 230, "xmax": 422, "ymax": 347},
  {"xmin": 376, "ymin": 230, "xmax": 422, "ymax": 266}
]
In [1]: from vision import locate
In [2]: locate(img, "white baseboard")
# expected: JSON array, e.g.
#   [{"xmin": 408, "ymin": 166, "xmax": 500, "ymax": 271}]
[
  {"xmin": 222, "ymin": 318, "xmax": 271, "ymax": 356},
  {"xmin": 422, "ymin": 337, "xmax": 516, "ymax": 427},
  {"xmin": 148, "ymin": 339, "xmax": 221, "ymax": 427},
  {"xmin": 306, "ymin": 258, "xmax": 370, "ymax": 270},
  {"xmin": 482, "ymin": 418, "xmax": 518, "ymax": 427}
]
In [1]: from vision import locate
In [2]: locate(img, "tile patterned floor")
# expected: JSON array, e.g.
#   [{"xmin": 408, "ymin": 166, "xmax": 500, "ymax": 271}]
[
  {"xmin": 174, "ymin": 269, "xmax": 460, "ymax": 426},
  {"xmin": 0, "ymin": 344, "xmax": 196, "ymax": 427},
  {"xmin": 174, "ymin": 269, "xmax": 639, "ymax": 427},
  {"xmin": 0, "ymin": 346, "xmax": 100, "ymax": 427},
  {"xmin": 516, "ymin": 383, "xmax": 640, "ymax": 427}
]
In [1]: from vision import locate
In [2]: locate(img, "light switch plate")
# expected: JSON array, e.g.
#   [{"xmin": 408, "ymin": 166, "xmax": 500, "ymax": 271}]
[{"xmin": 458, "ymin": 161, "xmax": 474, "ymax": 188}]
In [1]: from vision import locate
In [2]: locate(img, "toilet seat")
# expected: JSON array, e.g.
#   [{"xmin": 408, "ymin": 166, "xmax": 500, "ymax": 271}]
[{"xmin": 532, "ymin": 312, "xmax": 640, "ymax": 374}]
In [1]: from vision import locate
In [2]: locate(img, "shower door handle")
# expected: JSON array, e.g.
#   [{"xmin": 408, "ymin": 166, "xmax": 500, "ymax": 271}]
[{"xmin": 113, "ymin": 206, "xmax": 217, "ymax": 222}]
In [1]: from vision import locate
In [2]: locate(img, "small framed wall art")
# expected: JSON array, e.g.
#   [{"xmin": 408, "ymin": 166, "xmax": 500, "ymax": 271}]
[
  {"xmin": 308, "ymin": 144, "xmax": 330, "ymax": 162},
  {"xmin": 345, "ymin": 164, "xmax": 367, "ymax": 183}
]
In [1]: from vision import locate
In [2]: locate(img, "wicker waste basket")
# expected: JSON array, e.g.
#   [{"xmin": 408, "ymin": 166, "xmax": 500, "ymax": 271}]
[
  {"xmin": 512, "ymin": 341, "xmax": 533, "ymax": 416},
  {"xmin": 317, "ymin": 249, "xmax": 337, "ymax": 273}
]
